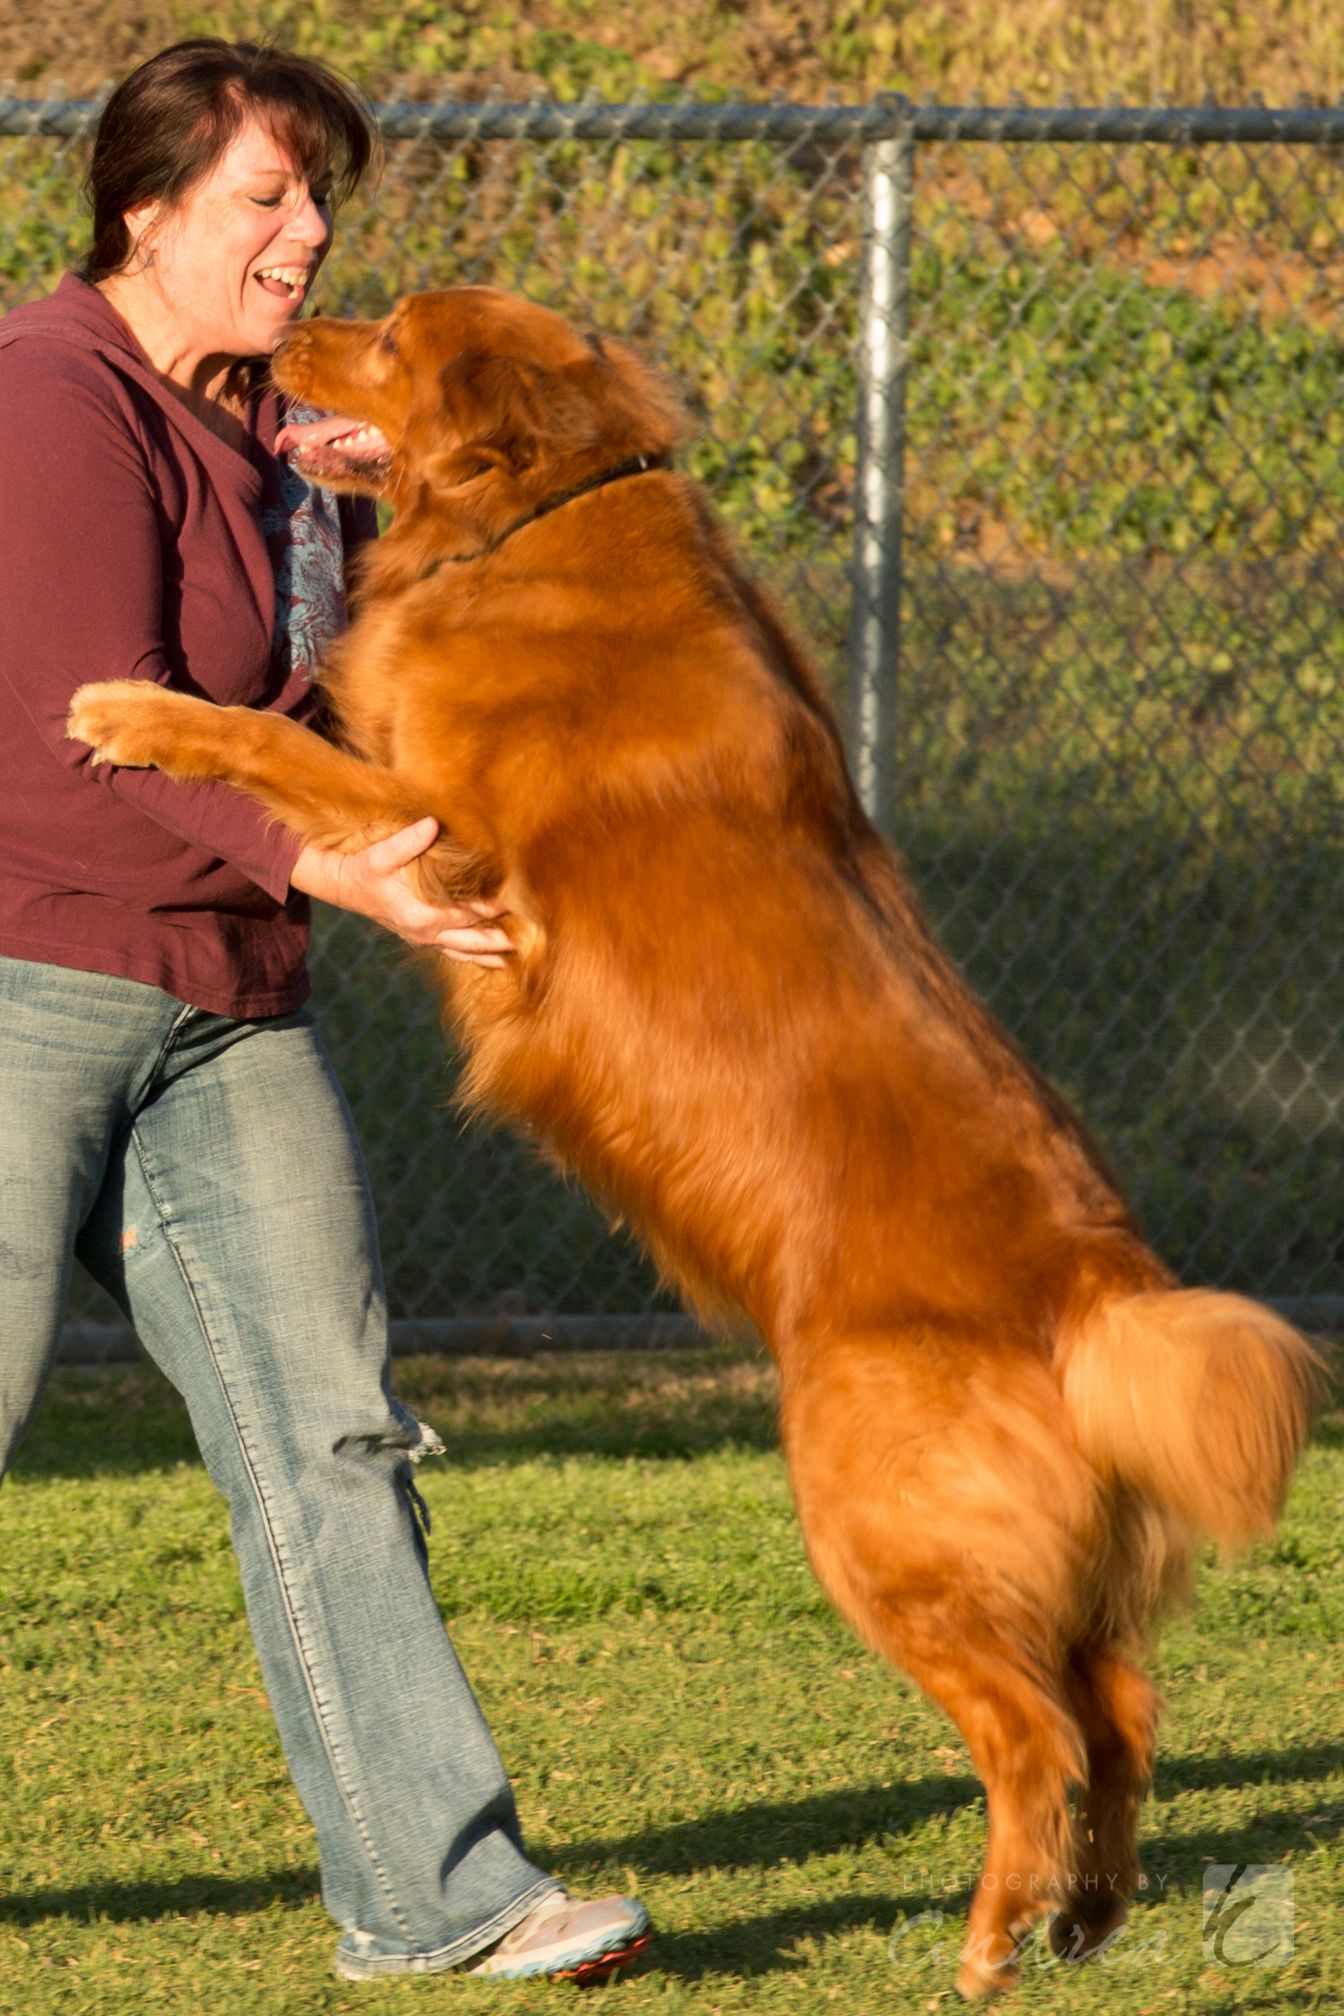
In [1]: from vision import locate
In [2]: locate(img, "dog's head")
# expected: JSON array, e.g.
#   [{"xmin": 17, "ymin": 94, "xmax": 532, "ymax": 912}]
[{"xmin": 274, "ymin": 287, "xmax": 683, "ymax": 538}]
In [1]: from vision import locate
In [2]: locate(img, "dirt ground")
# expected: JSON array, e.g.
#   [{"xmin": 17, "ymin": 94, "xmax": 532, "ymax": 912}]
[{"xmin": 0, "ymin": 0, "xmax": 825, "ymax": 98}]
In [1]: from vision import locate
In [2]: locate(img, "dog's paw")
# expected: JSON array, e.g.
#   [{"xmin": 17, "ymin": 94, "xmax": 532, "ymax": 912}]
[
  {"xmin": 1045, "ymin": 1897, "xmax": 1129, "ymax": 1962},
  {"xmin": 67, "ymin": 680, "xmax": 183, "ymax": 770},
  {"xmin": 955, "ymin": 1951, "xmax": 1019, "ymax": 2000}
]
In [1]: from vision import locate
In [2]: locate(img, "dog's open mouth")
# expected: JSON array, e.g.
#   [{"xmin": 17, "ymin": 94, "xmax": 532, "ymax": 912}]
[{"xmin": 277, "ymin": 411, "xmax": 395, "ymax": 488}]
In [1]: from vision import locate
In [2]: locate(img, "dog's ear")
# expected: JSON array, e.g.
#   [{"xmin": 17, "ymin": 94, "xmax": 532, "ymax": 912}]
[
  {"xmin": 419, "ymin": 334, "xmax": 683, "ymax": 494},
  {"xmin": 582, "ymin": 331, "xmax": 686, "ymax": 458},
  {"xmin": 426, "ymin": 349, "xmax": 551, "ymax": 483},
  {"xmin": 444, "ymin": 350, "xmax": 546, "ymax": 468}
]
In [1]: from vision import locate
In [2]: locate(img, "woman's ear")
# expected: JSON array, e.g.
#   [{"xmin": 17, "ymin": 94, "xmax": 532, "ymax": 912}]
[{"xmin": 123, "ymin": 197, "xmax": 164, "ymax": 272}]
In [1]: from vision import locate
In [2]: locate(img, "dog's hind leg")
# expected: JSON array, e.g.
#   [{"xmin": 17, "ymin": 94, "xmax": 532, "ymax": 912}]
[
  {"xmin": 864, "ymin": 1593, "xmax": 1085, "ymax": 1997},
  {"xmin": 781, "ymin": 1336, "xmax": 1105, "ymax": 1997},
  {"xmin": 1050, "ymin": 1643, "xmax": 1158, "ymax": 1960}
]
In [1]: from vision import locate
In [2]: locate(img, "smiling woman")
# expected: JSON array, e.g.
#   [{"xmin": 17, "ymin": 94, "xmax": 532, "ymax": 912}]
[
  {"xmin": 81, "ymin": 39, "xmax": 370, "ymax": 277},
  {"xmin": 81, "ymin": 42, "xmax": 369, "ymax": 444},
  {"xmin": 93, "ymin": 121, "xmax": 335, "ymax": 444},
  {"xmin": 0, "ymin": 34, "xmax": 650, "ymax": 1995}
]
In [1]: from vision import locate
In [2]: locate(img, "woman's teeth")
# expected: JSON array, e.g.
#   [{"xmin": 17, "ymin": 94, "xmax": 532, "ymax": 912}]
[{"xmin": 255, "ymin": 266, "xmax": 309, "ymax": 300}]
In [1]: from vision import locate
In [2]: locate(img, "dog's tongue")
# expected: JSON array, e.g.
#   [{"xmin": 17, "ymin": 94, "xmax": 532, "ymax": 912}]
[{"xmin": 276, "ymin": 412, "xmax": 390, "ymax": 457}]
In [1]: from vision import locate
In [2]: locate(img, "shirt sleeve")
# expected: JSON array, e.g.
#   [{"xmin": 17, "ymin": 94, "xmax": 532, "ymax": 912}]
[{"xmin": 0, "ymin": 342, "xmax": 303, "ymax": 903}]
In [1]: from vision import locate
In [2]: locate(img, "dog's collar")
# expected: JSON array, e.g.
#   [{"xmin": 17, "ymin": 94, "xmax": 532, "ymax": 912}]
[{"xmin": 417, "ymin": 450, "xmax": 673, "ymax": 579}]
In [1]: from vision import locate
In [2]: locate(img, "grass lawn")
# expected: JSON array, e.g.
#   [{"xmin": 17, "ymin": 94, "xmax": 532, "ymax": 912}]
[{"xmin": 1, "ymin": 1347, "xmax": 1340, "ymax": 2014}]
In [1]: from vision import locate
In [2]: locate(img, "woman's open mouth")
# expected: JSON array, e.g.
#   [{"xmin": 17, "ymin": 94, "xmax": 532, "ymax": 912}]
[{"xmin": 255, "ymin": 265, "xmax": 312, "ymax": 303}]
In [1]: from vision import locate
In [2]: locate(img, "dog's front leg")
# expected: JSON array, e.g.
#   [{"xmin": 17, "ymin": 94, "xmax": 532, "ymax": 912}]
[{"xmin": 66, "ymin": 680, "xmax": 494, "ymax": 896}]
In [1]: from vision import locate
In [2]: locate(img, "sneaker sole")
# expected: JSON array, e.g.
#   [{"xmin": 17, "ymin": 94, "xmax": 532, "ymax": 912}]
[
  {"xmin": 468, "ymin": 1903, "xmax": 651, "ymax": 1983},
  {"xmin": 337, "ymin": 1918, "xmax": 651, "ymax": 1985},
  {"xmin": 550, "ymin": 1930, "xmax": 653, "ymax": 1986}
]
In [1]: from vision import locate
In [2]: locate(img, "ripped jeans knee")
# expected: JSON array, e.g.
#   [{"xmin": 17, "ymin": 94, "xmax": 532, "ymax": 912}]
[{"xmin": 333, "ymin": 1409, "xmax": 446, "ymax": 1570}]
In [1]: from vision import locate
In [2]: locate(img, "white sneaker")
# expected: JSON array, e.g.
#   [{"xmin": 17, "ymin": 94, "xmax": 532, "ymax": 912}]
[{"xmin": 464, "ymin": 1889, "xmax": 651, "ymax": 1981}]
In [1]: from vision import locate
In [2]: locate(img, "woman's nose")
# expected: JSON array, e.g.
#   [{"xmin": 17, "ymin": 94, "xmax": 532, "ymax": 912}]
[{"xmin": 292, "ymin": 195, "xmax": 332, "ymax": 250}]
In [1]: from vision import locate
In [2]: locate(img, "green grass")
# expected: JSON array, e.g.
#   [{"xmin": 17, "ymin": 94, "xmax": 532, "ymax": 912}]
[{"xmin": 2, "ymin": 1351, "xmax": 1341, "ymax": 2013}]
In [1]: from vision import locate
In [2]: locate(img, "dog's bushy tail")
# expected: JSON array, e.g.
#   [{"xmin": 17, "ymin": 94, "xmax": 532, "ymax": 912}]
[{"xmin": 1059, "ymin": 1288, "xmax": 1325, "ymax": 1551}]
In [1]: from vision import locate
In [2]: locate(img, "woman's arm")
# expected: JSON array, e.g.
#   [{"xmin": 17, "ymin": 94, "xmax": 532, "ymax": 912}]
[
  {"xmin": 3, "ymin": 342, "xmax": 511, "ymax": 968},
  {"xmin": 0, "ymin": 341, "xmax": 304, "ymax": 900}
]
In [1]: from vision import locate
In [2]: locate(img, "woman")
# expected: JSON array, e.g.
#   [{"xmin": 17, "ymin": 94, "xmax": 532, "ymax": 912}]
[{"xmin": 0, "ymin": 38, "xmax": 649, "ymax": 1986}]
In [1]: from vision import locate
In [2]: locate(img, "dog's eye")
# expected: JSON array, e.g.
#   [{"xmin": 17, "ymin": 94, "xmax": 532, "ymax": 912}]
[{"xmin": 380, "ymin": 330, "xmax": 399, "ymax": 358}]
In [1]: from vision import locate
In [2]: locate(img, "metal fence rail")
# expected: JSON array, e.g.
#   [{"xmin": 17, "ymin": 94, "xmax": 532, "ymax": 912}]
[{"xmin": 2, "ymin": 96, "xmax": 1340, "ymax": 1331}]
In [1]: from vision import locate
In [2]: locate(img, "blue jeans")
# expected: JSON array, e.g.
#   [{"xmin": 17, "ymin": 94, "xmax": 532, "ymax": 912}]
[{"xmin": 0, "ymin": 955, "xmax": 559, "ymax": 1974}]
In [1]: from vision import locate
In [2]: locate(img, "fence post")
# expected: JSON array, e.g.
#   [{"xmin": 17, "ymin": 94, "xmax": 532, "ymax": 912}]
[{"xmin": 848, "ymin": 96, "xmax": 915, "ymax": 831}]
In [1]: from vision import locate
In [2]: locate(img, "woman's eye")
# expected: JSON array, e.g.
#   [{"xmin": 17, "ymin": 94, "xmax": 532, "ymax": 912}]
[{"xmin": 249, "ymin": 188, "xmax": 331, "ymax": 211}]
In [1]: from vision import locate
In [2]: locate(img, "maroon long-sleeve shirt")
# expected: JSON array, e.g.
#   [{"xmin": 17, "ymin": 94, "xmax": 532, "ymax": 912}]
[{"xmin": 0, "ymin": 274, "xmax": 372, "ymax": 1017}]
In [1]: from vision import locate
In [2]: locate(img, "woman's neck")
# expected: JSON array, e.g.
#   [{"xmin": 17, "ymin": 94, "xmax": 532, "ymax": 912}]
[{"xmin": 95, "ymin": 272, "xmax": 250, "ymax": 448}]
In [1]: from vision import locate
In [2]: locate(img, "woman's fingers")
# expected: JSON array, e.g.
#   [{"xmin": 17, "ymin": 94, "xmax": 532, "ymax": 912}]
[
  {"xmin": 433, "ymin": 902, "xmax": 512, "ymax": 931},
  {"xmin": 361, "ymin": 822, "xmax": 511, "ymax": 927},
  {"xmin": 435, "ymin": 922, "xmax": 513, "ymax": 958},
  {"xmin": 439, "ymin": 945, "xmax": 509, "ymax": 968}
]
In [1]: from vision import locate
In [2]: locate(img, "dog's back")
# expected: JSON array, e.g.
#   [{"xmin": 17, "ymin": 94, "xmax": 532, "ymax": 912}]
[{"xmin": 353, "ymin": 464, "xmax": 1140, "ymax": 1340}]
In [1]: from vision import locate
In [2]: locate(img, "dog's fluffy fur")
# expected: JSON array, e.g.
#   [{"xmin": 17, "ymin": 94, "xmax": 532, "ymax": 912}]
[{"xmin": 68, "ymin": 286, "xmax": 1323, "ymax": 1997}]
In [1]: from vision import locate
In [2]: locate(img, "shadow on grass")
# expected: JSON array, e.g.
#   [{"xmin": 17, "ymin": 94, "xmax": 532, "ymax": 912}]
[
  {"xmin": 555, "ymin": 1776, "xmax": 983, "ymax": 1881},
  {"xmin": 23, "ymin": 1301, "xmax": 1338, "ymax": 1484},
  {"xmin": 551, "ymin": 1742, "xmax": 1344, "ymax": 1882},
  {"xmin": 1156, "ymin": 1740, "xmax": 1344, "ymax": 1798},
  {"xmin": 0, "ymin": 1866, "xmax": 321, "ymax": 1929},
  {"xmin": 1311, "ymin": 1411, "xmax": 1344, "ymax": 1452},
  {"xmin": 9, "ymin": 1352, "xmax": 781, "ymax": 1480},
  {"xmin": 15, "ymin": 1348, "xmax": 1339, "ymax": 1482},
  {"xmin": 3, "ymin": 1759, "xmax": 1338, "ymax": 1979},
  {"xmin": 642, "ymin": 1893, "xmax": 927, "ymax": 1981},
  {"xmin": 0, "ymin": 1871, "xmax": 926, "ymax": 1982},
  {"xmin": 7, "ymin": 1365, "xmax": 200, "ymax": 1479}
]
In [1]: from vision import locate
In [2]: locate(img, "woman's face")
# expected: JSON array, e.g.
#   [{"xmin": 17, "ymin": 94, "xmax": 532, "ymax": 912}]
[{"xmin": 128, "ymin": 112, "xmax": 335, "ymax": 362}]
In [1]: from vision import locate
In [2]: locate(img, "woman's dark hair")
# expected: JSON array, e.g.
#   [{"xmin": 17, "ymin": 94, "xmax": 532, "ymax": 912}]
[{"xmin": 81, "ymin": 38, "xmax": 378, "ymax": 282}]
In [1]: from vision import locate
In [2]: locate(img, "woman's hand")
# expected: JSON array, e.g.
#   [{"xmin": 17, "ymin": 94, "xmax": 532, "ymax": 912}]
[{"xmin": 291, "ymin": 818, "xmax": 514, "ymax": 967}]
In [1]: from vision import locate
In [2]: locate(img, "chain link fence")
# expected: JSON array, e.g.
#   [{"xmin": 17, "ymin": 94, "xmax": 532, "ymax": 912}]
[{"xmin": 2, "ymin": 94, "xmax": 1340, "ymax": 1337}]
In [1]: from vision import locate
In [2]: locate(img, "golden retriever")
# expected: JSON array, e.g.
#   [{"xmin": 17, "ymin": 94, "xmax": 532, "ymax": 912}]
[{"xmin": 67, "ymin": 286, "xmax": 1322, "ymax": 1997}]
